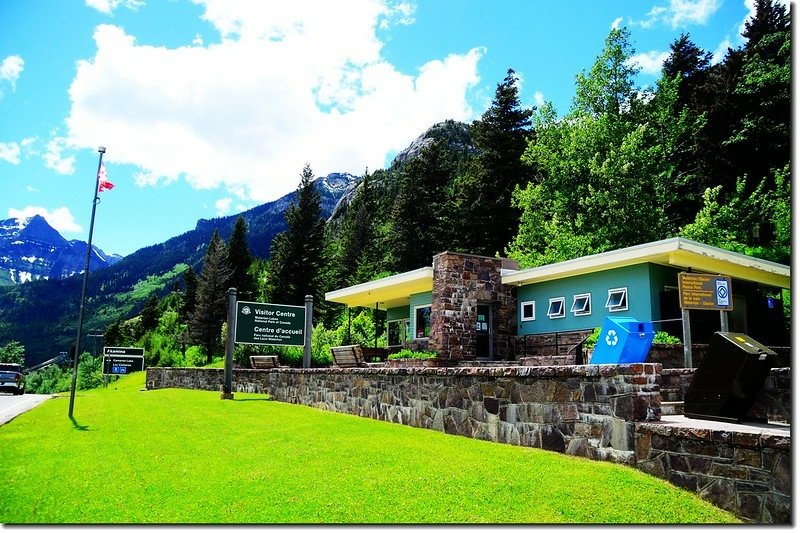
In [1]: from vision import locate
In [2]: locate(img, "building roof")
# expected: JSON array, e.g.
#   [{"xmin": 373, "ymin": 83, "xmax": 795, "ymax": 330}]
[
  {"xmin": 325, "ymin": 238, "xmax": 790, "ymax": 309},
  {"xmin": 325, "ymin": 266, "xmax": 434, "ymax": 309},
  {"xmin": 502, "ymin": 237, "xmax": 790, "ymax": 289}
]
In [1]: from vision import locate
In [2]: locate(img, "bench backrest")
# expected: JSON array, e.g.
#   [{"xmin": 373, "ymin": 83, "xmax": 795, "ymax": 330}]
[
  {"xmin": 250, "ymin": 355, "xmax": 279, "ymax": 369},
  {"xmin": 330, "ymin": 345, "xmax": 364, "ymax": 367}
]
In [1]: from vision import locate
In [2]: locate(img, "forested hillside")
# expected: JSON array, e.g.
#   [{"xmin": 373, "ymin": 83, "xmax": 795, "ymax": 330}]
[{"xmin": 1, "ymin": 0, "xmax": 790, "ymax": 370}]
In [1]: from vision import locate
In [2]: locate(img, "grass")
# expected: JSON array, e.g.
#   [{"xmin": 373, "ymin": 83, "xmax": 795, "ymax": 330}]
[{"xmin": 0, "ymin": 373, "xmax": 739, "ymax": 524}]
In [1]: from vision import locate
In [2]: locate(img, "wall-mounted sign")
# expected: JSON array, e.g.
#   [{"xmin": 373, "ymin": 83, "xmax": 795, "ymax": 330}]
[
  {"xmin": 678, "ymin": 272, "xmax": 733, "ymax": 311},
  {"xmin": 234, "ymin": 301, "xmax": 306, "ymax": 346},
  {"xmin": 102, "ymin": 346, "xmax": 145, "ymax": 375}
]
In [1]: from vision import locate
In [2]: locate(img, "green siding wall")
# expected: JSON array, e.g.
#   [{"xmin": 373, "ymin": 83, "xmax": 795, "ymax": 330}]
[
  {"xmin": 517, "ymin": 264, "xmax": 655, "ymax": 335},
  {"xmin": 387, "ymin": 306, "xmax": 410, "ymax": 321},
  {"xmin": 410, "ymin": 291, "xmax": 433, "ymax": 339}
]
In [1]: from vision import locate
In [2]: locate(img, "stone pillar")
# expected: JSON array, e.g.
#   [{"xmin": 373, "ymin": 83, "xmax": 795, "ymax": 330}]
[{"xmin": 429, "ymin": 252, "xmax": 517, "ymax": 360}]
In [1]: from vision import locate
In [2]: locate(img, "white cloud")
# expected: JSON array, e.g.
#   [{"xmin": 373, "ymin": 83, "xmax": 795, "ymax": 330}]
[
  {"xmin": 215, "ymin": 197, "xmax": 233, "ymax": 216},
  {"xmin": 43, "ymin": 135, "xmax": 76, "ymax": 175},
  {"xmin": 611, "ymin": 17, "xmax": 624, "ymax": 29},
  {"xmin": 8, "ymin": 206, "xmax": 82, "ymax": 233},
  {"xmin": 66, "ymin": 1, "xmax": 482, "ymax": 204},
  {"xmin": 634, "ymin": 0, "xmax": 721, "ymax": 29},
  {"xmin": 533, "ymin": 91, "xmax": 545, "ymax": 108},
  {"xmin": 1, "ymin": 55, "xmax": 24, "ymax": 92},
  {"xmin": 627, "ymin": 51, "xmax": 671, "ymax": 75},
  {"xmin": 712, "ymin": 38, "xmax": 733, "ymax": 64},
  {"xmin": 85, "ymin": 0, "xmax": 145, "ymax": 15},
  {"xmin": 0, "ymin": 142, "xmax": 21, "ymax": 164}
]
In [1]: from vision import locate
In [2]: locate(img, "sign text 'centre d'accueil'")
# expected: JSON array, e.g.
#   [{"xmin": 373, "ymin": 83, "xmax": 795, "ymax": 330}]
[{"xmin": 234, "ymin": 301, "xmax": 306, "ymax": 346}]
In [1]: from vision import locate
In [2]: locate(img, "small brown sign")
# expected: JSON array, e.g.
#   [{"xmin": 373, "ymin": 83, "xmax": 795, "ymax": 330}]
[{"xmin": 678, "ymin": 272, "xmax": 733, "ymax": 311}]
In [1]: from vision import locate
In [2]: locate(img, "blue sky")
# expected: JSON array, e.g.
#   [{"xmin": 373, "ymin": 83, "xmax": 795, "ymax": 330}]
[{"xmin": 0, "ymin": 0, "xmax": 778, "ymax": 257}]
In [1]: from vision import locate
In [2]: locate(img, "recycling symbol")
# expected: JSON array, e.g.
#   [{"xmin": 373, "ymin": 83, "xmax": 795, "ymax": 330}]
[{"xmin": 605, "ymin": 329, "xmax": 618, "ymax": 346}]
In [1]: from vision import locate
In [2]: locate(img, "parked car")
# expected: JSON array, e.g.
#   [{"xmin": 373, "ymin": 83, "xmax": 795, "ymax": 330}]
[{"xmin": 0, "ymin": 363, "xmax": 26, "ymax": 395}]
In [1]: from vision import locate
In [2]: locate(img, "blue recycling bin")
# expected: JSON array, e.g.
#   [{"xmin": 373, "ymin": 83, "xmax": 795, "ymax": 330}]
[{"xmin": 590, "ymin": 316, "xmax": 655, "ymax": 364}]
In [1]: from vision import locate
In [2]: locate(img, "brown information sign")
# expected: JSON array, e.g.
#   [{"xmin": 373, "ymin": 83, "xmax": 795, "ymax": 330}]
[{"xmin": 678, "ymin": 272, "xmax": 733, "ymax": 310}]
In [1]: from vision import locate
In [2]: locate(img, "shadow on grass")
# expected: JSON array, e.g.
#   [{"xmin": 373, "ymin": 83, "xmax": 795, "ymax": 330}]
[
  {"xmin": 232, "ymin": 398, "xmax": 273, "ymax": 402},
  {"xmin": 69, "ymin": 415, "xmax": 90, "ymax": 431}
]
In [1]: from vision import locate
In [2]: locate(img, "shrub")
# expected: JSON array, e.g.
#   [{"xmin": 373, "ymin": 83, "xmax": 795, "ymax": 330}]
[
  {"xmin": 388, "ymin": 348, "xmax": 438, "ymax": 360},
  {"xmin": 653, "ymin": 330, "xmax": 681, "ymax": 344}
]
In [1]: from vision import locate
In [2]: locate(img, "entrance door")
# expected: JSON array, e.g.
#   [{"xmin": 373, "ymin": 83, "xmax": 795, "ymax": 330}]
[{"xmin": 476, "ymin": 304, "xmax": 492, "ymax": 359}]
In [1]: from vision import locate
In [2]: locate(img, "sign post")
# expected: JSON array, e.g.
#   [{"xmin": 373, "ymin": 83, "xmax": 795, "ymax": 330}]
[
  {"xmin": 677, "ymin": 273, "xmax": 734, "ymax": 368},
  {"xmin": 222, "ymin": 288, "xmax": 236, "ymax": 400},
  {"xmin": 102, "ymin": 346, "xmax": 145, "ymax": 375},
  {"xmin": 303, "ymin": 295, "xmax": 313, "ymax": 369}
]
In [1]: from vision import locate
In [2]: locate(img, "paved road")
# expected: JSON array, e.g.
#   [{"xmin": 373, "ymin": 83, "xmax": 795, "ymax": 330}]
[{"xmin": 0, "ymin": 393, "xmax": 53, "ymax": 426}]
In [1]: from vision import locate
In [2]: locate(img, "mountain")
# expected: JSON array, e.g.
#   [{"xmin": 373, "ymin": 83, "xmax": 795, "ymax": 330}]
[
  {"xmin": 0, "ymin": 215, "xmax": 122, "ymax": 286},
  {"xmin": 0, "ymin": 172, "xmax": 357, "ymax": 366}
]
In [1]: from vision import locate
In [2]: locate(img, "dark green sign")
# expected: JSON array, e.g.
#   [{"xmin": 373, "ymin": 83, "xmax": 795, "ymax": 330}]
[
  {"xmin": 102, "ymin": 346, "xmax": 145, "ymax": 375},
  {"xmin": 234, "ymin": 301, "xmax": 306, "ymax": 346}
]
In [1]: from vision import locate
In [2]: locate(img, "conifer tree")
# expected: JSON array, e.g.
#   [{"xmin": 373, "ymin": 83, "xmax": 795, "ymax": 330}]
[
  {"xmin": 180, "ymin": 265, "xmax": 198, "ymax": 321},
  {"xmin": 139, "ymin": 294, "xmax": 160, "ymax": 333},
  {"xmin": 452, "ymin": 69, "xmax": 533, "ymax": 257},
  {"xmin": 389, "ymin": 139, "xmax": 458, "ymax": 271},
  {"xmin": 227, "ymin": 216, "xmax": 256, "ymax": 301},
  {"xmin": 265, "ymin": 164, "xmax": 326, "ymax": 311},
  {"xmin": 189, "ymin": 231, "xmax": 232, "ymax": 362}
]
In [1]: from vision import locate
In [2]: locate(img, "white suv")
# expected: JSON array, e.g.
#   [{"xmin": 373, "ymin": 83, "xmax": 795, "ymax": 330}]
[{"xmin": 0, "ymin": 363, "xmax": 26, "ymax": 395}]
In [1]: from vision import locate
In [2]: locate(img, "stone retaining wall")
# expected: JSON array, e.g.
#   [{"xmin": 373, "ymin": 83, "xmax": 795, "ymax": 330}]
[
  {"xmin": 635, "ymin": 421, "xmax": 790, "ymax": 523},
  {"xmin": 147, "ymin": 364, "xmax": 662, "ymax": 465}
]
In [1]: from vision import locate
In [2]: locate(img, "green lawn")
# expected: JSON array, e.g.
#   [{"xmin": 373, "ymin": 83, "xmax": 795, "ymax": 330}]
[{"xmin": 0, "ymin": 373, "xmax": 739, "ymax": 524}]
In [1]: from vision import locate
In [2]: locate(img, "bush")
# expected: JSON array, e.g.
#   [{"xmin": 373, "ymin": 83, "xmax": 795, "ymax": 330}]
[
  {"xmin": 77, "ymin": 353, "xmax": 103, "ymax": 390},
  {"xmin": 388, "ymin": 348, "xmax": 438, "ymax": 360},
  {"xmin": 653, "ymin": 330, "xmax": 681, "ymax": 344},
  {"xmin": 184, "ymin": 345, "xmax": 207, "ymax": 367}
]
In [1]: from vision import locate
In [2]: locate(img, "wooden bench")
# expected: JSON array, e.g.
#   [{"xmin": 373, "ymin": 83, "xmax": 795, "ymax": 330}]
[
  {"xmin": 330, "ymin": 345, "xmax": 365, "ymax": 368},
  {"xmin": 249, "ymin": 355, "xmax": 280, "ymax": 369},
  {"xmin": 330, "ymin": 345, "xmax": 390, "ymax": 368}
]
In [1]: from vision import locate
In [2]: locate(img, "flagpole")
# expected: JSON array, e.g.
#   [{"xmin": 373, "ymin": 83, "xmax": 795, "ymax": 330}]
[{"xmin": 68, "ymin": 146, "xmax": 106, "ymax": 418}]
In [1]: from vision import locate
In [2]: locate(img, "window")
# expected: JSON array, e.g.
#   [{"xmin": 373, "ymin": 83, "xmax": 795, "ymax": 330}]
[
  {"xmin": 414, "ymin": 306, "xmax": 432, "ymax": 339},
  {"xmin": 387, "ymin": 319, "xmax": 409, "ymax": 347},
  {"xmin": 521, "ymin": 301, "xmax": 535, "ymax": 321},
  {"xmin": 547, "ymin": 297, "xmax": 565, "ymax": 319},
  {"xmin": 605, "ymin": 287, "xmax": 628, "ymax": 312},
  {"xmin": 571, "ymin": 293, "xmax": 592, "ymax": 316}
]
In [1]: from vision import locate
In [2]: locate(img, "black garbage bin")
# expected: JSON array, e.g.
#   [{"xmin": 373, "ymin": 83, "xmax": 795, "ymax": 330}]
[{"xmin": 684, "ymin": 331, "xmax": 776, "ymax": 423}]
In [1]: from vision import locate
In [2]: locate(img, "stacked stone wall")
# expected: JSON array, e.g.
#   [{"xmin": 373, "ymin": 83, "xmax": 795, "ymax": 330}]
[
  {"xmin": 635, "ymin": 422, "xmax": 790, "ymax": 523},
  {"xmin": 147, "ymin": 364, "xmax": 661, "ymax": 465}
]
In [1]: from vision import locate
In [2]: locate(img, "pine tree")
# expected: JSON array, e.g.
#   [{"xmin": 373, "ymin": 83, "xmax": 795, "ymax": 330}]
[
  {"xmin": 227, "ymin": 216, "xmax": 256, "ymax": 301},
  {"xmin": 189, "ymin": 231, "xmax": 232, "ymax": 362},
  {"xmin": 139, "ymin": 294, "xmax": 160, "ymax": 333},
  {"xmin": 180, "ymin": 265, "xmax": 198, "ymax": 321},
  {"xmin": 452, "ymin": 69, "xmax": 533, "ymax": 256},
  {"xmin": 336, "ymin": 171, "xmax": 380, "ymax": 286},
  {"xmin": 265, "ymin": 164, "xmax": 326, "ymax": 310},
  {"xmin": 388, "ymin": 139, "xmax": 458, "ymax": 271}
]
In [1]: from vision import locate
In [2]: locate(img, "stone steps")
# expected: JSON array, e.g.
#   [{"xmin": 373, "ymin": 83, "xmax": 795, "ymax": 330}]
[{"xmin": 661, "ymin": 401, "xmax": 684, "ymax": 416}]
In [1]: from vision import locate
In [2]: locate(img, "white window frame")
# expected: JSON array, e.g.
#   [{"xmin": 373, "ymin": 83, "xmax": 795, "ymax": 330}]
[
  {"xmin": 547, "ymin": 297, "xmax": 565, "ymax": 319},
  {"xmin": 413, "ymin": 305, "xmax": 432, "ymax": 339},
  {"xmin": 605, "ymin": 287, "xmax": 628, "ymax": 312},
  {"xmin": 520, "ymin": 300, "xmax": 536, "ymax": 322},
  {"xmin": 571, "ymin": 293, "xmax": 592, "ymax": 316}
]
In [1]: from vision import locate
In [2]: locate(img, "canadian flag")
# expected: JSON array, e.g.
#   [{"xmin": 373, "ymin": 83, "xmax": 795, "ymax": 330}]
[{"xmin": 98, "ymin": 162, "xmax": 115, "ymax": 192}]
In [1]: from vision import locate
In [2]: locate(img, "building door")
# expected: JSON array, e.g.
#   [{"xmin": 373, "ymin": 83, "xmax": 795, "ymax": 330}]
[{"xmin": 476, "ymin": 304, "xmax": 492, "ymax": 359}]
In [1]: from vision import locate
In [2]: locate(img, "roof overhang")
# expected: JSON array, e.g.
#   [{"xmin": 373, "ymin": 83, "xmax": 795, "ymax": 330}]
[
  {"xmin": 502, "ymin": 238, "xmax": 790, "ymax": 289},
  {"xmin": 325, "ymin": 266, "xmax": 434, "ymax": 309}
]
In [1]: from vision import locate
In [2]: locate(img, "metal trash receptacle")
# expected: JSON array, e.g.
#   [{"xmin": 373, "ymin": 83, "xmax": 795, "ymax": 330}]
[
  {"xmin": 684, "ymin": 331, "xmax": 776, "ymax": 423},
  {"xmin": 590, "ymin": 316, "xmax": 655, "ymax": 364}
]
